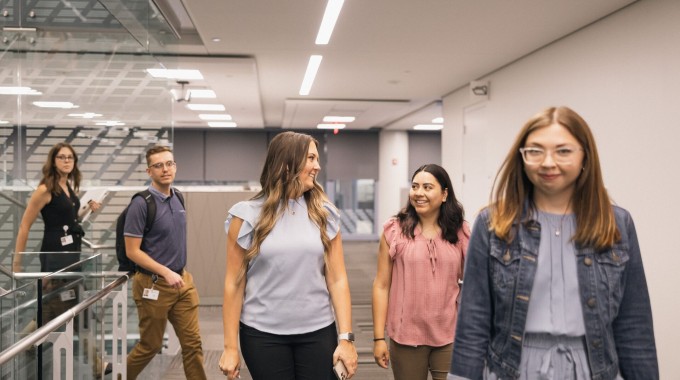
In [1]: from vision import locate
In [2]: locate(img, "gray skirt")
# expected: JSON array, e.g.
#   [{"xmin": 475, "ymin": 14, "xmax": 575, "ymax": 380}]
[{"xmin": 484, "ymin": 333, "xmax": 623, "ymax": 380}]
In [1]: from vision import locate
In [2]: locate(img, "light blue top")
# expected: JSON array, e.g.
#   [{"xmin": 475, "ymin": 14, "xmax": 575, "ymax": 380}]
[
  {"xmin": 525, "ymin": 211, "xmax": 586, "ymax": 336},
  {"xmin": 225, "ymin": 196, "xmax": 340, "ymax": 335}
]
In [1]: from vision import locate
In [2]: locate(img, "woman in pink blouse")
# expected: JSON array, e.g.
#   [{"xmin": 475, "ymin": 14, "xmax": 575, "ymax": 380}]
[{"xmin": 372, "ymin": 164, "xmax": 470, "ymax": 380}]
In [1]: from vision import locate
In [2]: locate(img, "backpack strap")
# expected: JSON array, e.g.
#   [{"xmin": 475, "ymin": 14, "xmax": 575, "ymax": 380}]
[
  {"xmin": 173, "ymin": 187, "xmax": 186, "ymax": 209},
  {"xmin": 132, "ymin": 190, "xmax": 156, "ymax": 234}
]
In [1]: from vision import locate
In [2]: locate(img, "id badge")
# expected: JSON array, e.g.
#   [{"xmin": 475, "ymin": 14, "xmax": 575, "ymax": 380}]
[
  {"xmin": 60, "ymin": 234, "xmax": 74, "ymax": 246},
  {"xmin": 142, "ymin": 288, "xmax": 159, "ymax": 300},
  {"xmin": 59, "ymin": 289, "xmax": 76, "ymax": 301}
]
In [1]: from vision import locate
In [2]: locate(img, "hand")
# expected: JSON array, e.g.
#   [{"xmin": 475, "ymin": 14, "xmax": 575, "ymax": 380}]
[
  {"xmin": 87, "ymin": 200, "xmax": 102, "ymax": 213},
  {"xmin": 219, "ymin": 349, "xmax": 241, "ymax": 379},
  {"xmin": 333, "ymin": 340, "xmax": 358, "ymax": 379},
  {"xmin": 162, "ymin": 270, "xmax": 185, "ymax": 289},
  {"xmin": 373, "ymin": 339, "xmax": 390, "ymax": 368}
]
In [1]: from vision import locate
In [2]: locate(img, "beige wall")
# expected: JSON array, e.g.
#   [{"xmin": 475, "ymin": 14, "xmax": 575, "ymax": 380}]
[{"xmin": 185, "ymin": 191, "xmax": 257, "ymax": 304}]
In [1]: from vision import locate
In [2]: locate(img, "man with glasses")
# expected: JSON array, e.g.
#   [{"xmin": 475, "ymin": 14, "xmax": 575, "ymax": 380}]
[{"xmin": 123, "ymin": 145, "xmax": 207, "ymax": 379}]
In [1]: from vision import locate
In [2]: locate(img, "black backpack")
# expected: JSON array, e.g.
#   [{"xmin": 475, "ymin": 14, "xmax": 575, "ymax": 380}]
[{"xmin": 115, "ymin": 189, "xmax": 185, "ymax": 272}]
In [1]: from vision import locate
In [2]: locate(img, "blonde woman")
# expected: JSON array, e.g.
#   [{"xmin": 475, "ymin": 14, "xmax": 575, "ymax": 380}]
[
  {"xmin": 219, "ymin": 132, "xmax": 358, "ymax": 380},
  {"xmin": 449, "ymin": 107, "xmax": 658, "ymax": 380}
]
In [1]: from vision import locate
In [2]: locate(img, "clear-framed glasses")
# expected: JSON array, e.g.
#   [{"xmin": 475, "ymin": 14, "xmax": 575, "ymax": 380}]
[
  {"xmin": 55, "ymin": 155, "xmax": 74, "ymax": 162},
  {"xmin": 148, "ymin": 160, "xmax": 176, "ymax": 170},
  {"xmin": 519, "ymin": 146, "xmax": 583, "ymax": 165}
]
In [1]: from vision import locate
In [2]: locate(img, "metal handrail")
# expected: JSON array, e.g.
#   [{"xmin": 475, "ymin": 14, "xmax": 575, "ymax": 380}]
[{"xmin": 0, "ymin": 273, "xmax": 130, "ymax": 366}]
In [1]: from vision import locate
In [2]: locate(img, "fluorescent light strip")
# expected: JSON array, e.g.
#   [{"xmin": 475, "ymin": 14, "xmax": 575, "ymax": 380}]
[
  {"xmin": 68, "ymin": 113, "xmax": 102, "ymax": 119},
  {"xmin": 0, "ymin": 120, "xmax": 9, "ymax": 125},
  {"xmin": 0, "ymin": 86, "xmax": 42, "ymax": 95},
  {"xmin": 188, "ymin": 89, "xmax": 216, "ymax": 99},
  {"xmin": 300, "ymin": 55, "xmax": 323, "ymax": 96},
  {"xmin": 413, "ymin": 124, "xmax": 443, "ymax": 131},
  {"xmin": 33, "ymin": 101, "xmax": 79, "ymax": 109},
  {"xmin": 96, "ymin": 121, "xmax": 125, "ymax": 126},
  {"xmin": 323, "ymin": 116, "xmax": 355, "ymax": 123},
  {"xmin": 208, "ymin": 122, "xmax": 237, "ymax": 128},
  {"xmin": 431, "ymin": 117, "xmax": 444, "ymax": 123},
  {"xmin": 199, "ymin": 114, "xmax": 232, "ymax": 121},
  {"xmin": 317, "ymin": 123, "xmax": 346, "ymax": 129},
  {"xmin": 315, "ymin": 0, "xmax": 345, "ymax": 45},
  {"xmin": 187, "ymin": 104, "xmax": 226, "ymax": 111},
  {"xmin": 145, "ymin": 69, "xmax": 203, "ymax": 80}
]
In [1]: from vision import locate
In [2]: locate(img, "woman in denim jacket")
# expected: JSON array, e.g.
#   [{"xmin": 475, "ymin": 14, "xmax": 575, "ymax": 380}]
[{"xmin": 449, "ymin": 107, "xmax": 658, "ymax": 380}]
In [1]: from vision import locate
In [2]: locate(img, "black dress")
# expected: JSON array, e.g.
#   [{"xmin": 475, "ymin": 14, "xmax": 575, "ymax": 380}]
[{"xmin": 39, "ymin": 185, "xmax": 82, "ymax": 272}]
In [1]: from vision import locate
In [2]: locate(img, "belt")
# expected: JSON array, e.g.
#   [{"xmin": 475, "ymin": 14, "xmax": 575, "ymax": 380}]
[{"xmin": 136, "ymin": 266, "xmax": 184, "ymax": 276}]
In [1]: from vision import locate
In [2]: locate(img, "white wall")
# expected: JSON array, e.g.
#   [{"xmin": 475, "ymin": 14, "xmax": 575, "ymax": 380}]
[
  {"xmin": 442, "ymin": 0, "xmax": 680, "ymax": 376},
  {"xmin": 378, "ymin": 131, "xmax": 409, "ymax": 230}
]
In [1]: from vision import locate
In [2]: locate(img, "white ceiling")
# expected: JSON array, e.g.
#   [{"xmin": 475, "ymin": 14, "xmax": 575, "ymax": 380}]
[{"xmin": 0, "ymin": 0, "xmax": 637, "ymax": 131}]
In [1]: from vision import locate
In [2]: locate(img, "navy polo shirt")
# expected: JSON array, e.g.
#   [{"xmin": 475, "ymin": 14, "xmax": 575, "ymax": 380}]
[{"xmin": 123, "ymin": 186, "xmax": 187, "ymax": 272}]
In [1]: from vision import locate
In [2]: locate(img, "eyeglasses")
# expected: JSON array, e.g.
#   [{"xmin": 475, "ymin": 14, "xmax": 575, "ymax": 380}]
[
  {"xmin": 519, "ymin": 146, "xmax": 583, "ymax": 165},
  {"xmin": 148, "ymin": 161, "xmax": 176, "ymax": 170},
  {"xmin": 55, "ymin": 155, "xmax": 74, "ymax": 162}
]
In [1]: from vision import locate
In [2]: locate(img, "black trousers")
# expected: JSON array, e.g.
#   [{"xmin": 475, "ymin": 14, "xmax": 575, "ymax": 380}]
[{"xmin": 239, "ymin": 322, "xmax": 337, "ymax": 380}]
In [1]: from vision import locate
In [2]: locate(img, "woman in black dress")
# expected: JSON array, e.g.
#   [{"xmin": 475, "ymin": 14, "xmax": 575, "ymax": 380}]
[
  {"xmin": 12, "ymin": 142, "xmax": 108, "ymax": 377},
  {"xmin": 13, "ymin": 142, "xmax": 100, "ymax": 272}
]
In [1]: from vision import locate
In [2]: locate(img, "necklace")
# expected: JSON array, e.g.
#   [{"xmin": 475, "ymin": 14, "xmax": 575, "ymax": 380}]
[{"xmin": 541, "ymin": 211, "xmax": 571, "ymax": 237}]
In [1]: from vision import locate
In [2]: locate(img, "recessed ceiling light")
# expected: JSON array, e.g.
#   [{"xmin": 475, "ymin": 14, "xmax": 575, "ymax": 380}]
[
  {"xmin": 323, "ymin": 116, "xmax": 355, "ymax": 123},
  {"xmin": 316, "ymin": 0, "xmax": 345, "ymax": 45},
  {"xmin": 145, "ymin": 69, "xmax": 204, "ymax": 80},
  {"xmin": 0, "ymin": 120, "xmax": 9, "ymax": 124},
  {"xmin": 317, "ymin": 123, "xmax": 346, "ymax": 129},
  {"xmin": 300, "ymin": 55, "xmax": 323, "ymax": 96},
  {"xmin": 188, "ymin": 89, "xmax": 216, "ymax": 99},
  {"xmin": 0, "ymin": 86, "xmax": 42, "ymax": 95},
  {"xmin": 431, "ymin": 117, "xmax": 444, "ymax": 123},
  {"xmin": 211, "ymin": 37, "xmax": 221, "ymax": 42},
  {"xmin": 187, "ymin": 104, "xmax": 226, "ymax": 111},
  {"xmin": 33, "ymin": 101, "xmax": 79, "ymax": 109},
  {"xmin": 208, "ymin": 122, "xmax": 237, "ymax": 128},
  {"xmin": 199, "ymin": 114, "xmax": 232, "ymax": 121},
  {"xmin": 68, "ymin": 112, "xmax": 102, "ymax": 119},
  {"xmin": 413, "ymin": 124, "xmax": 443, "ymax": 131}
]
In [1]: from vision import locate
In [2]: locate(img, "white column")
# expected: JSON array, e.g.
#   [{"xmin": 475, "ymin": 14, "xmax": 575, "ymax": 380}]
[{"xmin": 377, "ymin": 131, "xmax": 409, "ymax": 230}]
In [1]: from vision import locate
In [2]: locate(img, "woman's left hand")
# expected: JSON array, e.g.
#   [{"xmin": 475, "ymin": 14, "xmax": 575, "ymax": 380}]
[
  {"xmin": 87, "ymin": 200, "xmax": 101, "ymax": 212},
  {"xmin": 333, "ymin": 340, "xmax": 358, "ymax": 379}
]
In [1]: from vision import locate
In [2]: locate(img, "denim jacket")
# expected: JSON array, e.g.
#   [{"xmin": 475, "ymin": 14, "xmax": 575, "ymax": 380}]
[{"xmin": 450, "ymin": 205, "xmax": 658, "ymax": 380}]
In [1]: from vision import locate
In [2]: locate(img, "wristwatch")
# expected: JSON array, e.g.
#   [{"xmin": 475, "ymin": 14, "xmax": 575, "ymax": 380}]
[{"xmin": 338, "ymin": 332, "xmax": 355, "ymax": 342}]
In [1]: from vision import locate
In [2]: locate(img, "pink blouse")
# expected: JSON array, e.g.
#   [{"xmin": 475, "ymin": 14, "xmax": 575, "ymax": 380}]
[{"xmin": 384, "ymin": 218, "xmax": 470, "ymax": 347}]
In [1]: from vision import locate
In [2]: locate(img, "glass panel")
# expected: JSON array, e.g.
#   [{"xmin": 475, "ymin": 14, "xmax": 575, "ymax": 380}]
[
  {"xmin": 0, "ymin": 282, "xmax": 39, "ymax": 378},
  {"xmin": 37, "ymin": 253, "xmax": 103, "ymax": 378}
]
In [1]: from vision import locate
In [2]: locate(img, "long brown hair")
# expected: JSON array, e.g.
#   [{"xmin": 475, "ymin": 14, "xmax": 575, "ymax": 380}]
[
  {"xmin": 40, "ymin": 142, "xmax": 81, "ymax": 194},
  {"xmin": 240, "ymin": 132, "xmax": 334, "ymax": 279},
  {"xmin": 489, "ymin": 106, "xmax": 619, "ymax": 250}
]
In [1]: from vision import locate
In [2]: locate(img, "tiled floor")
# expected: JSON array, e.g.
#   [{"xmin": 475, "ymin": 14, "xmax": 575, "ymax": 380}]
[{"xmin": 134, "ymin": 240, "xmax": 405, "ymax": 380}]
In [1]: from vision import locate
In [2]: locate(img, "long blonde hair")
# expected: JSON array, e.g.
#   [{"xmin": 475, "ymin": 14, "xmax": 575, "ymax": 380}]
[
  {"xmin": 240, "ymin": 132, "xmax": 334, "ymax": 279},
  {"xmin": 489, "ymin": 106, "xmax": 619, "ymax": 250}
]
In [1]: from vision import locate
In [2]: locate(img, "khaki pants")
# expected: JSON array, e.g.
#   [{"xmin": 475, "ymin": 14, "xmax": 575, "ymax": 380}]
[
  {"xmin": 390, "ymin": 340, "xmax": 453, "ymax": 380},
  {"xmin": 127, "ymin": 271, "xmax": 206, "ymax": 380}
]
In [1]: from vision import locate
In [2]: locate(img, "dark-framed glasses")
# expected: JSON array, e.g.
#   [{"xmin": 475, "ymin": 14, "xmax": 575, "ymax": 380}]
[
  {"xmin": 519, "ymin": 146, "xmax": 583, "ymax": 165},
  {"xmin": 148, "ymin": 160, "xmax": 176, "ymax": 170},
  {"xmin": 55, "ymin": 155, "xmax": 74, "ymax": 162}
]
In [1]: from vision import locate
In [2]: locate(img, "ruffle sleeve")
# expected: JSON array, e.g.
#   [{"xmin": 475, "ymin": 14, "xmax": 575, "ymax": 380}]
[
  {"xmin": 324, "ymin": 201, "xmax": 341, "ymax": 240},
  {"xmin": 382, "ymin": 217, "xmax": 402, "ymax": 258},
  {"xmin": 224, "ymin": 200, "xmax": 263, "ymax": 250}
]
